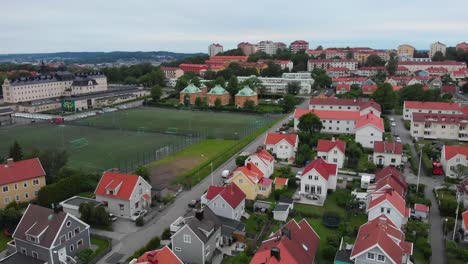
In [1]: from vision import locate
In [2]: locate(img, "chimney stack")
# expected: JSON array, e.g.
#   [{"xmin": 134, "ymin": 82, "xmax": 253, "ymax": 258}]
[
  {"xmin": 195, "ymin": 209, "xmax": 204, "ymax": 221},
  {"xmin": 271, "ymin": 247, "xmax": 281, "ymax": 261},
  {"xmin": 281, "ymin": 227, "xmax": 291, "ymax": 240},
  {"xmin": 7, "ymin": 158, "xmax": 14, "ymax": 166},
  {"xmin": 332, "ymin": 137, "xmax": 335, "ymax": 142}
]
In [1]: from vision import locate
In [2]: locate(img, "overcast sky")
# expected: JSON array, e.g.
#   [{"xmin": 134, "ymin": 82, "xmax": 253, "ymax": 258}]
[{"xmin": 1, "ymin": 0, "xmax": 468, "ymax": 54}]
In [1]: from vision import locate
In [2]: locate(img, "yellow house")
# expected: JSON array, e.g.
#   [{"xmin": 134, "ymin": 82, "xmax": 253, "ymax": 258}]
[
  {"xmin": 273, "ymin": 177, "xmax": 288, "ymax": 190},
  {"xmin": 0, "ymin": 158, "xmax": 46, "ymax": 208},
  {"xmin": 230, "ymin": 163, "xmax": 272, "ymax": 200}
]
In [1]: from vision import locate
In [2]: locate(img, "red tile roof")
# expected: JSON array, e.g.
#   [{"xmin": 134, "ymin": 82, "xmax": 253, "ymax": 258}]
[
  {"xmin": 414, "ymin": 203, "xmax": 429, "ymax": 212},
  {"xmin": 302, "ymin": 158, "xmax": 337, "ymax": 180},
  {"xmin": 351, "ymin": 215, "xmax": 410, "ymax": 264},
  {"xmin": 294, "ymin": 108, "xmax": 360, "ymax": 120},
  {"xmin": 336, "ymin": 83, "xmax": 351, "ymax": 92},
  {"xmin": 359, "ymin": 66, "xmax": 387, "ymax": 71},
  {"xmin": 326, "ymin": 67, "xmax": 350, "ymax": 71},
  {"xmin": 210, "ymin": 55, "xmax": 248, "ymax": 60},
  {"xmin": 400, "ymin": 60, "xmax": 466, "ymax": 66},
  {"xmin": 291, "ymin": 40, "xmax": 309, "ymax": 45},
  {"xmin": 332, "ymin": 77, "xmax": 368, "ymax": 82},
  {"xmin": 274, "ymin": 177, "xmax": 288, "ymax": 186},
  {"xmin": 136, "ymin": 246, "xmax": 183, "ymax": 264},
  {"xmin": 374, "ymin": 141, "xmax": 403, "ymax": 155},
  {"xmin": 250, "ymin": 219, "xmax": 320, "ymax": 264},
  {"xmin": 309, "ymin": 98, "xmax": 382, "ymax": 112},
  {"xmin": 95, "ymin": 172, "xmax": 141, "ymax": 200},
  {"xmin": 463, "ymin": 211, "xmax": 468, "ymax": 230},
  {"xmin": 360, "ymin": 100, "xmax": 382, "ymax": 113},
  {"xmin": 264, "ymin": 133, "xmax": 298, "ymax": 146},
  {"xmin": 0, "ymin": 158, "xmax": 45, "ymax": 186},
  {"xmin": 253, "ymin": 148, "xmax": 275, "ymax": 163},
  {"xmin": 355, "ymin": 113, "xmax": 384, "ymax": 131},
  {"xmin": 442, "ymin": 84, "xmax": 457, "ymax": 94},
  {"xmin": 375, "ymin": 167, "xmax": 408, "ymax": 190},
  {"xmin": 309, "ymin": 59, "xmax": 358, "ymax": 63},
  {"xmin": 368, "ymin": 190, "xmax": 407, "ymax": 217},
  {"xmin": 412, "ymin": 113, "xmax": 468, "ymax": 125},
  {"xmin": 368, "ymin": 174, "xmax": 406, "ymax": 197},
  {"xmin": 260, "ymin": 177, "xmax": 273, "ymax": 187},
  {"xmin": 205, "ymin": 184, "xmax": 246, "ymax": 208},
  {"xmin": 362, "ymin": 84, "xmax": 378, "ymax": 94},
  {"xmin": 427, "ymin": 67, "xmax": 449, "ymax": 73},
  {"xmin": 404, "ymin": 101, "xmax": 461, "ymax": 111},
  {"xmin": 317, "ymin": 139, "xmax": 346, "ymax": 153},
  {"xmin": 443, "ymin": 145, "xmax": 468, "ymax": 160}
]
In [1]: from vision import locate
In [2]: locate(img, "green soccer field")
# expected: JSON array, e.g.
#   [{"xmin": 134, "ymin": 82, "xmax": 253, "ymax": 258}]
[
  {"xmin": 0, "ymin": 123, "xmax": 190, "ymax": 172},
  {"xmin": 74, "ymin": 107, "xmax": 272, "ymax": 139}
]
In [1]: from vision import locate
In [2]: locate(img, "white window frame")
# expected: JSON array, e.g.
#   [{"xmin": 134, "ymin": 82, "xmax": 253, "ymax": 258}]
[
  {"xmin": 183, "ymin": 234, "xmax": 191, "ymax": 243},
  {"xmin": 2, "ymin": 186, "xmax": 8, "ymax": 193},
  {"xmin": 377, "ymin": 254, "xmax": 385, "ymax": 262},
  {"xmin": 367, "ymin": 252, "xmax": 375, "ymax": 260}
]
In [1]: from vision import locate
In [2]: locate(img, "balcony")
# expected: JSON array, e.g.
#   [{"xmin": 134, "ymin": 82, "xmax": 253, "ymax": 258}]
[{"xmin": 170, "ymin": 216, "xmax": 186, "ymax": 233}]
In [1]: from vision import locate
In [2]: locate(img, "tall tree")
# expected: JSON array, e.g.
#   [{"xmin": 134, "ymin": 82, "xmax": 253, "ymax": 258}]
[
  {"xmin": 298, "ymin": 113, "xmax": 322, "ymax": 134},
  {"xmin": 135, "ymin": 166, "xmax": 151, "ymax": 182},
  {"xmin": 150, "ymin": 86, "xmax": 162, "ymax": 102},
  {"xmin": 346, "ymin": 49, "xmax": 354, "ymax": 59},
  {"xmin": 260, "ymin": 61, "xmax": 282, "ymax": 77},
  {"xmin": 287, "ymin": 81, "xmax": 301, "ymax": 95},
  {"xmin": 316, "ymin": 45, "xmax": 323, "ymax": 50},
  {"xmin": 372, "ymin": 83, "xmax": 396, "ymax": 113},
  {"xmin": 226, "ymin": 76, "xmax": 239, "ymax": 97},
  {"xmin": 386, "ymin": 52, "xmax": 398, "ymax": 76},
  {"xmin": 311, "ymin": 69, "xmax": 331, "ymax": 89},
  {"xmin": 281, "ymin": 94, "xmax": 296, "ymax": 113},
  {"xmin": 9, "ymin": 141, "xmax": 23, "ymax": 161},
  {"xmin": 364, "ymin": 55, "xmax": 385, "ymax": 67},
  {"xmin": 39, "ymin": 149, "xmax": 68, "ymax": 183},
  {"xmin": 432, "ymin": 51, "xmax": 445, "ymax": 61}
]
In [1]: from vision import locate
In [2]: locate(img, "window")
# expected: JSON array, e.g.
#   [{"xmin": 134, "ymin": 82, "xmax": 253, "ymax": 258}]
[
  {"xmin": 74, "ymin": 227, "xmax": 80, "ymax": 234},
  {"xmin": 377, "ymin": 254, "xmax": 385, "ymax": 262},
  {"xmin": 119, "ymin": 204, "xmax": 124, "ymax": 210},
  {"xmin": 70, "ymin": 245, "xmax": 74, "ymax": 252},
  {"xmin": 305, "ymin": 184, "xmax": 310, "ymax": 192},
  {"xmin": 222, "ymin": 203, "xmax": 226, "ymax": 208},
  {"xmin": 391, "ymin": 158, "xmax": 396, "ymax": 163},
  {"xmin": 367, "ymin": 252, "xmax": 375, "ymax": 260},
  {"xmin": 69, "ymin": 231, "xmax": 73, "ymax": 239},
  {"xmin": 333, "ymin": 158, "xmax": 338, "ymax": 163},
  {"xmin": 314, "ymin": 175, "xmax": 318, "ymax": 181},
  {"xmin": 14, "ymin": 184, "xmax": 18, "ymax": 190},
  {"xmin": 317, "ymin": 186, "xmax": 322, "ymax": 194},
  {"xmin": 15, "ymin": 195, "xmax": 20, "ymax": 201},
  {"xmin": 183, "ymin": 234, "xmax": 191, "ymax": 243},
  {"xmin": 21, "ymin": 248, "xmax": 27, "ymax": 254},
  {"xmin": 25, "ymin": 193, "xmax": 29, "ymax": 199},
  {"xmin": 23, "ymin": 182, "xmax": 28, "ymax": 188},
  {"xmin": 32, "ymin": 251, "xmax": 38, "ymax": 258},
  {"xmin": 381, "ymin": 207, "xmax": 384, "ymax": 213},
  {"xmin": 206, "ymin": 245, "xmax": 210, "ymax": 257},
  {"xmin": 32, "ymin": 179, "xmax": 40, "ymax": 185},
  {"xmin": 77, "ymin": 239, "xmax": 83, "ymax": 247},
  {"xmin": 66, "ymin": 221, "xmax": 72, "ymax": 227},
  {"xmin": 238, "ymin": 179, "xmax": 243, "ymax": 184},
  {"xmin": 2, "ymin": 186, "xmax": 8, "ymax": 192},
  {"xmin": 333, "ymin": 150, "xmax": 337, "ymax": 154},
  {"xmin": 387, "ymin": 208, "xmax": 391, "ymax": 214},
  {"xmin": 175, "ymin": 247, "xmax": 181, "ymax": 251},
  {"xmin": 4, "ymin": 197, "xmax": 10, "ymax": 204}
]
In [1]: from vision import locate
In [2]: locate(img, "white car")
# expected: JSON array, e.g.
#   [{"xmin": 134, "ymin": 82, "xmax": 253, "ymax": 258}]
[
  {"xmin": 389, "ymin": 117, "xmax": 395, "ymax": 122},
  {"xmin": 295, "ymin": 171, "xmax": 303, "ymax": 180},
  {"xmin": 396, "ymin": 137, "xmax": 402, "ymax": 143},
  {"xmin": 130, "ymin": 210, "xmax": 147, "ymax": 221},
  {"xmin": 391, "ymin": 122, "xmax": 396, "ymax": 127}
]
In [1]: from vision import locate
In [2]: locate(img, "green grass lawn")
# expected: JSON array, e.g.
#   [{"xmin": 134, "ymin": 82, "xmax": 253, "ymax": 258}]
[
  {"xmin": 0, "ymin": 123, "xmax": 186, "ymax": 172},
  {"xmin": 90, "ymin": 236, "xmax": 110, "ymax": 260},
  {"xmin": 75, "ymin": 107, "xmax": 272, "ymax": 139},
  {"xmin": 0, "ymin": 232, "xmax": 10, "ymax": 252}
]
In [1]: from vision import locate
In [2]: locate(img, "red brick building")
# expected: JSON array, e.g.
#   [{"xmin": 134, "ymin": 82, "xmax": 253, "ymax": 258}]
[
  {"xmin": 206, "ymin": 85, "xmax": 230, "ymax": 106},
  {"xmin": 235, "ymin": 86, "xmax": 258, "ymax": 108},
  {"xmin": 179, "ymin": 83, "xmax": 203, "ymax": 104}
]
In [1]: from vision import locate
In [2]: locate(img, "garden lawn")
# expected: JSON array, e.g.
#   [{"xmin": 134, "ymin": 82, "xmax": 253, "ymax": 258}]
[
  {"xmin": 0, "ymin": 232, "xmax": 10, "ymax": 252},
  {"xmin": 90, "ymin": 236, "xmax": 110, "ymax": 260}
]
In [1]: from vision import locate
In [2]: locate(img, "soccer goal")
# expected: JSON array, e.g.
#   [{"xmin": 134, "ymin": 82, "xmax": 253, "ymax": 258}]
[
  {"xmin": 166, "ymin": 127, "xmax": 178, "ymax": 134},
  {"xmin": 137, "ymin": 127, "xmax": 145, "ymax": 134},
  {"xmin": 70, "ymin": 138, "xmax": 89, "ymax": 149}
]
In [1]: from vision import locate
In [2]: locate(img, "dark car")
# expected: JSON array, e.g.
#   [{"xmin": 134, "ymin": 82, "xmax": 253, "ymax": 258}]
[
  {"xmin": 410, "ymin": 214, "xmax": 423, "ymax": 221},
  {"xmin": 188, "ymin": 199, "xmax": 201, "ymax": 208}
]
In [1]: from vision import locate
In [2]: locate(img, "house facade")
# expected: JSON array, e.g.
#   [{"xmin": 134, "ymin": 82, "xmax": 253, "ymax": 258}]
[
  {"xmin": 403, "ymin": 101, "xmax": 463, "ymax": 121},
  {"xmin": 367, "ymin": 190, "xmax": 409, "ymax": 229},
  {"xmin": 201, "ymin": 184, "xmax": 246, "ymax": 221},
  {"xmin": 95, "ymin": 171, "xmax": 152, "ymax": 219},
  {"xmin": 441, "ymin": 145, "xmax": 468, "ymax": 178},
  {"xmin": 373, "ymin": 141, "xmax": 403, "ymax": 167},
  {"xmin": 244, "ymin": 148, "xmax": 275, "ymax": 178},
  {"xmin": 2, "ymin": 204, "xmax": 91, "ymax": 264},
  {"xmin": 308, "ymin": 98, "xmax": 381, "ymax": 117},
  {"xmin": 355, "ymin": 113, "xmax": 384, "ymax": 149},
  {"xmin": 230, "ymin": 164, "xmax": 272, "ymax": 200},
  {"xmin": 316, "ymin": 138, "xmax": 346, "ymax": 168},
  {"xmin": 300, "ymin": 158, "xmax": 337, "ymax": 203},
  {"xmin": 0, "ymin": 158, "xmax": 46, "ymax": 209},
  {"xmin": 411, "ymin": 113, "xmax": 468, "ymax": 142},
  {"xmin": 264, "ymin": 133, "xmax": 298, "ymax": 161}
]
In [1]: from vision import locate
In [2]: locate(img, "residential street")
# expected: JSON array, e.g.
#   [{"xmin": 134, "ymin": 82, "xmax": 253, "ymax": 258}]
[
  {"xmin": 96, "ymin": 99, "xmax": 308, "ymax": 263},
  {"xmin": 391, "ymin": 114, "xmax": 445, "ymax": 264}
]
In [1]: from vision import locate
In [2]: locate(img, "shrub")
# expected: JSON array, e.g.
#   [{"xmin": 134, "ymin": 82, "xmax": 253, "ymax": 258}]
[
  {"xmin": 404, "ymin": 121, "xmax": 411, "ymax": 130},
  {"xmin": 77, "ymin": 249, "xmax": 93, "ymax": 264},
  {"xmin": 136, "ymin": 216, "xmax": 145, "ymax": 226},
  {"xmin": 334, "ymin": 189, "xmax": 352, "ymax": 208},
  {"xmin": 326, "ymin": 234, "xmax": 340, "ymax": 248},
  {"xmin": 162, "ymin": 228, "xmax": 171, "ymax": 240},
  {"xmin": 322, "ymin": 245, "xmax": 337, "ymax": 260}
]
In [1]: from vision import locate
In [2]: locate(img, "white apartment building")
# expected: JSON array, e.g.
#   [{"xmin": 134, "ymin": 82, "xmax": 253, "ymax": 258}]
[
  {"xmin": 410, "ymin": 113, "xmax": 468, "ymax": 142},
  {"xmin": 237, "ymin": 75, "xmax": 314, "ymax": 95},
  {"xmin": 161, "ymin": 67, "xmax": 184, "ymax": 79},
  {"xmin": 2, "ymin": 71, "xmax": 107, "ymax": 104},
  {"xmin": 294, "ymin": 109, "xmax": 359, "ymax": 134},
  {"xmin": 308, "ymin": 59, "xmax": 358, "ymax": 71},
  {"xmin": 208, "ymin": 43, "xmax": 223, "ymax": 56},
  {"xmin": 309, "ymin": 98, "xmax": 382, "ymax": 117},
  {"xmin": 399, "ymin": 61, "xmax": 466, "ymax": 73},
  {"xmin": 257, "ymin": 40, "xmax": 278, "ymax": 55},
  {"xmin": 403, "ymin": 101, "xmax": 463, "ymax": 121},
  {"xmin": 429, "ymin": 41, "xmax": 447, "ymax": 58}
]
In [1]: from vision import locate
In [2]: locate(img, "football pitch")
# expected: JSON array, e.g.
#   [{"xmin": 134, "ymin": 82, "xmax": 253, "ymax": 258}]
[
  {"xmin": 73, "ymin": 107, "xmax": 272, "ymax": 139},
  {"xmin": 0, "ymin": 123, "xmax": 191, "ymax": 172}
]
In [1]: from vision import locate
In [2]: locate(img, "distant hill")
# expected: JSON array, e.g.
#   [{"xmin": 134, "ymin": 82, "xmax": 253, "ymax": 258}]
[{"xmin": 0, "ymin": 51, "xmax": 207, "ymax": 64}]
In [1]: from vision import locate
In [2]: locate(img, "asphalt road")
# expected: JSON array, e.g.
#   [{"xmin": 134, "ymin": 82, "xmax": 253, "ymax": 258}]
[
  {"xmin": 390, "ymin": 114, "xmax": 445, "ymax": 264},
  {"xmin": 96, "ymin": 99, "xmax": 309, "ymax": 263}
]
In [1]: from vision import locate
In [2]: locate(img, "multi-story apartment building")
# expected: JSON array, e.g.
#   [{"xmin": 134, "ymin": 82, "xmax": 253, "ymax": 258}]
[
  {"xmin": 457, "ymin": 42, "xmax": 468, "ymax": 52},
  {"xmin": 2, "ymin": 71, "xmax": 107, "ymax": 104},
  {"xmin": 326, "ymin": 67, "xmax": 351, "ymax": 78},
  {"xmin": 410, "ymin": 113, "xmax": 468, "ymax": 142},
  {"xmin": 403, "ymin": 101, "xmax": 463, "ymax": 120},
  {"xmin": 161, "ymin": 67, "xmax": 184, "ymax": 79},
  {"xmin": 308, "ymin": 59, "xmax": 358, "ymax": 71},
  {"xmin": 399, "ymin": 61, "xmax": 467, "ymax": 73},
  {"xmin": 257, "ymin": 40, "xmax": 278, "ymax": 55},
  {"xmin": 208, "ymin": 43, "xmax": 223, "ymax": 56},
  {"xmin": 237, "ymin": 42, "xmax": 258, "ymax": 56},
  {"xmin": 397, "ymin": 44, "xmax": 415, "ymax": 58},
  {"xmin": 290, "ymin": 40, "xmax": 309, "ymax": 53},
  {"xmin": 307, "ymin": 49, "xmax": 348, "ymax": 59},
  {"xmin": 179, "ymin": 64, "xmax": 209, "ymax": 75},
  {"xmin": 237, "ymin": 74, "xmax": 314, "ymax": 95},
  {"xmin": 309, "ymin": 98, "xmax": 382, "ymax": 116},
  {"xmin": 355, "ymin": 66, "xmax": 387, "ymax": 77},
  {"xmin": 0, "ymin": 158, "xmax": 46, "ymax": 209},
  {"xmin": 430, "ymin": 41, "xmax": 447, "ymax": 58},
  {"xmin": 276, "ymin": 42, "xmax": 288, "ymax": 51}
]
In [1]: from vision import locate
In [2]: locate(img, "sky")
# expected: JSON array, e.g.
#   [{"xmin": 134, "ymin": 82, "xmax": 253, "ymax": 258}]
[{"xmin": 1, "ymin": 0, "xmax": 468, "ymax": 54}]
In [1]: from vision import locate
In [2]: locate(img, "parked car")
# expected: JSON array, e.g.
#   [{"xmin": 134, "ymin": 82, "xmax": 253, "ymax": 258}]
[
  {"xmin": 396, "ymin": 137, "xmax": 402, "ymax": 143},
  {"xmin": 410, "ymin": 213, "xmax": 422, "ymax": 221},
  {"xmin": 130, "ymin": 210, "xmax": 147, "ymax": 221},
  {"xmin": 391, "ymin": 122, "xmax": 396, "ymax": 127},
  {"xmin": 389, "ymin": 117, "xmax": 395, "ymax": 122},
  {"xmin": 295, "ymin": 171, "xmax": 303, "ymax": 180},
  {"xmin": 108, "ymin": 214, "xmax": 117, "ymax": 222},
  {"xmin": 221, "ymin": 170, "xmax": 231, "ymax": 178},
  {"xmin": 188, "ymin": 199, "xmax": 201, "ymax": 208}
]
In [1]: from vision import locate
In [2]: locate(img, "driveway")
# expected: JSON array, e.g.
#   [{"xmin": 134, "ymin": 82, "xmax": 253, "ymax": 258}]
[
  {"xmin": 97, "ymin": 99, "xmax": 309, "ymax": 263},
  {"xmin": 390, "ymin": 114, "xmax": 445, "ymax": 264}
]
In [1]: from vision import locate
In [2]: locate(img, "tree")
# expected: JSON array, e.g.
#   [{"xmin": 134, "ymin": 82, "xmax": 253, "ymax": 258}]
[
  {"xmin": 311, "ymin": 69, "xmax": 331, "ymax": 89},
  {"xmin": 386, "ymin": 52, "xmax": 398, "ymax": 76},
  {"xmin": 298, "ymin": 113, "xmax": 322, "ymax": 134},
  {"xmin": 79, "ymin": 202, "xmax": 111, "ymax": 227},
  {"xmin": 138, "ymin": 69, "xmax": 165, "ymax": 87},
  {"xmin": 79, "ymin": 202, "xmax": 94, "ymax": 223},
  {"xmin": 296, "ymin": 143, "xmax": 313, "ymax": 166},
  {"xmin": 191, "ymin": 77, "xmax": 201, "ymax": 87},
  {"xmin": 214, "ymin": 98, "xmax": 222, "ymax": 108},
  {"xmin": 399, "ymin": 84, "xmax": 425, "ymax": 103},
  {"xmin": 260, "ymin": 61, "xmax": 282, "ymax": 77},
  {"xmin": 463, "ymin": 83, "xmax": 468, "ymax": 93},
  {"xmin": 183, "ymin": 94, "xmax": 190, "ymax": 106},
  {"xmin": 453, "ymin": 164, "xmax": 468, "ymax": 179},
  {"xmin": 235, "ymin": 155, "xmax": 248, "ymax": 167},
  {"xmin": 195, "ymin": 97, "xmax": 203, "ymax": 108},
  {"xmin": 77, "ymin": 249, "xmax": 93, "ymax": 264},
  {"xmin": 9, "ymin": 141, "xmax": 23, "ymax": 161},
  {"xmin": 287, "ymin": 81, "xmax": 301, "ymax": 95},
  {"xmin": 39, "ymin": 149, "xmax": 68, "ymax": 183},
  {"xmin": 135, "ymin": 166, "xmax": 151, "ymax": 182},
  {"xmin": 175, "ymin": 77, "xmax": 189, "ymax": 94},
  {"xmin": 372, "ymin": 83, "xmax": 396, "ymax": 113},
  {"xmin": 432, "ymin": 51, "xmax": 445, "ymax": 61},
  {"xmin": 226, "ymin": 76, "xmax": 239, "ymax": 97},
  {"xmin": 346, "ymin": 49, "xmax": 354, "ymax": 59},
  {"xmin": 281, "ymin": 94, "xmax": 296, "ymax": 113},
  {"xmin": 214, "ymin": 76, "xmax": 226, "ymax": 87},
  {"xmin": 345, "ymin": 141, "xmax": 363, "ymax": 169},
  {"xmin": 364, "ymin": 55, "xmax": 385, "ymax": 67},
  {"xmin": 316, "ymin": 45, "xmax": 323, "ymax": 50},
  {"xmin": 243, "ymin": 100, "xmax": 256, "ymax": 110},
  {"xmin": 150, "ymin": 86, "xmax": 162, "ymax": 102}
]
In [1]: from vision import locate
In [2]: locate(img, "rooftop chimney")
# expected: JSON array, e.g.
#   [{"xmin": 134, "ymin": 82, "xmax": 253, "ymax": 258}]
[
  {"xmin": 195, "ymin": 209, "xmax": 204, "ymax": 221},
  {"xmin": 6, "ymin": 158, "xmax": 14, "ymax": 166},
  {"xmin": 332, "ymin": 137, "xmax": 335, "ymax": 142},
  {"xmin": 281, "ymin": 227, "xmax": 292, "ymax": 240},
  {"xmin": 271, "ymin": 247, "xmax": 281, "ymax": 261}
]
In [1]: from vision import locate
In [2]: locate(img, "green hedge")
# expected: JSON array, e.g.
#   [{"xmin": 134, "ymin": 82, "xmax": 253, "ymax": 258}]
[{"xmin": 127, "ymin": 236, "xmax": 161, "ymax": 261}]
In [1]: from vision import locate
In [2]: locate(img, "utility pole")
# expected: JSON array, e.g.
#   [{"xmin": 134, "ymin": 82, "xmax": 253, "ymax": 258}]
[{"xmin": 416, "ymin": 148, "xmax": 422, "ymax": 193}]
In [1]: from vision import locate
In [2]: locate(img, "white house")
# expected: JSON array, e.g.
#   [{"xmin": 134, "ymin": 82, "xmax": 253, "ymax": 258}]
[
  {"xmin": 200, "ymin": 184, "xmax": 246, "ymax": 221},
  {"xmin": 355, "ymin": 113, "xmax": 384, "ymax": 149},
  {"xmin": 94, "ymin": 171, "xmax": 152, "ymax": 219},
  {"xmin": 350, "ymin": 215, "xmax": 413, "ymax": 264},
  {"xmin": 244, "ymin": 148, "xmax": 275, "ymax": 178},
  {"xmin": 264, "ymin": 133, "xmax": 298, "ymax": 161},
  {"xmin": 299, "ymin": 158, "xmax": 337, "ymax": 204},
  {"xmin": 373, "ymin": 141, "xmax": 403, "ymax": 167},
  {"xmin": 316, "ymin": 138, "xmax": 346, "ymax": 168},
  {"xmin": 441, "ymin": 145, "xmax": 468, "ymax": 178},
  {"xmin": 403, "ymin": 101, "xmax": 463, "ymax": 121},
  {"xmin": 366, "ymin": 190, "xmax": 410, "ymax": 229}
]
